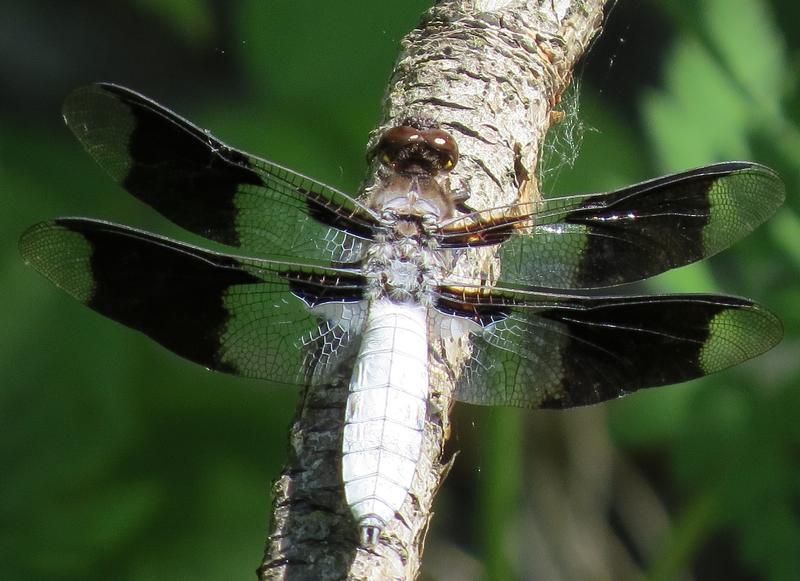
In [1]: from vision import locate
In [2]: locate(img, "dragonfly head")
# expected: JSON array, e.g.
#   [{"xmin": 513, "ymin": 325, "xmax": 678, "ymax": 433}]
[{"xmin": 374, "ymin": 124, "xmax": 459, "ymax": 177}]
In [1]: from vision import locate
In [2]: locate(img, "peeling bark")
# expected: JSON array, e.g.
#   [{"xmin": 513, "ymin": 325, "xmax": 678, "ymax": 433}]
[{"xmin": 260, "ymin": 1, "xmax": 607, "ymax": 579}]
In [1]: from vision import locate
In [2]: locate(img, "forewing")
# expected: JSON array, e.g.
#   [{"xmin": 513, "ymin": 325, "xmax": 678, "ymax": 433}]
[
  {"xmin": 437, "ymin": 286, "xmax": 783, "ymax": 408},
  {"xmin": 19, "ymin": 219, "xmax": 367, "ymax": 384},
  {"xmin": 62, "ymin": 83, "xmax": 379, "ymax": 262},
  {"xmin": 438, "ymin": 163, "xmax": 784, "ymax": 288}
]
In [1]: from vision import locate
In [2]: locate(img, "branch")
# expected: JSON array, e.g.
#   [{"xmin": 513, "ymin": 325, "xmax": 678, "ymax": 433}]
[{"xmin": 259, "ymin": 1, "xmax": 606, "ymax": 579}]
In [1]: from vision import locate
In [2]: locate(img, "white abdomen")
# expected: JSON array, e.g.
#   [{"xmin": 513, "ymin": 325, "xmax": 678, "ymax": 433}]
[{"xmin": 342, "ymin": 298, "xmax": 428, "ymax": 544}]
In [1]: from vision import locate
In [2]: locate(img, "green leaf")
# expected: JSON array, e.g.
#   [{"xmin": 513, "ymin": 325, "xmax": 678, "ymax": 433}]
[
  {"xmin": 703, "ymin": 0, "xmax": 787, "ymax": 120},
  {"xmin": 643, "ymin": 38, "xmax": 750, "ymax": 168}
]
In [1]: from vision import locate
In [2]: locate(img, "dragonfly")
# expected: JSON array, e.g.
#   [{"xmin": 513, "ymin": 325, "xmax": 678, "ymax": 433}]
[{"xmin": 19, "ymin": 83, "xmax": 784, "ymax": 545}]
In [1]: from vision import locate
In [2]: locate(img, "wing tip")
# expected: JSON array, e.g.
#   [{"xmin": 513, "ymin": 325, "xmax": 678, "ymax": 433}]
[{"xmin": 18, "ymin": 219, "xmax": 98, "ymax": 304}]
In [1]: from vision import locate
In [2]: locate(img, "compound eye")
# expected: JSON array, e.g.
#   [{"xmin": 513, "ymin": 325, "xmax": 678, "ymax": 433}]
[
  {"xmin": 423, "ymin": 129, "xmax": 459, "ymax": 170},
  {"xmin": 375, "ymin": 126, "xmax": 420, "ymax": 165}
]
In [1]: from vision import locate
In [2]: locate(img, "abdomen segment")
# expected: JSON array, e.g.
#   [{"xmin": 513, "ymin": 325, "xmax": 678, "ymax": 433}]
[{"xmin": 342, "ymin": 299, "xmax": 429, "ymax": 544}]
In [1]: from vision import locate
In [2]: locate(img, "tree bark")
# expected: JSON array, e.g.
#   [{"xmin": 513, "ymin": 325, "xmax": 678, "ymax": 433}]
[{"xmin": 259, "ymin": 1, "xmax": 607, "ymax": 579}]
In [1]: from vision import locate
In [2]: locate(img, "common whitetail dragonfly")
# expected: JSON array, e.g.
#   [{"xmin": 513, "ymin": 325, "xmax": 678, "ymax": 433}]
[{"xmin": 20, "ymin": 84, "xmax": 783, "ymax": 545}]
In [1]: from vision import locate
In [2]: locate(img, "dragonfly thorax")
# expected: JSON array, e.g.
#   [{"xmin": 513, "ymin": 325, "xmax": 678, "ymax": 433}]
[{"xmin": 364, "ymin": 237, "xmax": 440, "ymax": 304}]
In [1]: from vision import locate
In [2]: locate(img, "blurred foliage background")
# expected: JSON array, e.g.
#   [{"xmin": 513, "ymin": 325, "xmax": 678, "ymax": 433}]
[{"xmin": 2, "ymin": 1, "xmax": 798, "ymax": 580}]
